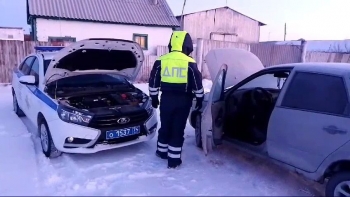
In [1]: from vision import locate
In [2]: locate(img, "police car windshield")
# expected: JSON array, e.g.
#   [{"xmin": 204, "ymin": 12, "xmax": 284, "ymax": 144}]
[{"xmin": 54, "ymin": 74, "xmax": 130, "ymax": 87}]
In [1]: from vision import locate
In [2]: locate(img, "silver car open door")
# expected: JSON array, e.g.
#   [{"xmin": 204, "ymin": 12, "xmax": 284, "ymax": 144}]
[{"xmin": 201, "ymin": 64, "xmax": 227, "ymax": 155}]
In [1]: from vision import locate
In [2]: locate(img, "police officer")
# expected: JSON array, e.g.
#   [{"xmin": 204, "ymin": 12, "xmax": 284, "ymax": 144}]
[{"xmin": 148, "ymin": 31, "xmax": 204, "ymax": 169}]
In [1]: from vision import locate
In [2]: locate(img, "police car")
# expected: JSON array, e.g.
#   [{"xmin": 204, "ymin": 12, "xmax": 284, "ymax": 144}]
[{"xmin": 11, "ymin": 38, "xmax": 157, "ymax": 158}]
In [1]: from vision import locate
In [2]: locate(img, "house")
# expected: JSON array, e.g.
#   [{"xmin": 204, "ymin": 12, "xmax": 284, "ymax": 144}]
[
  {"xmin": 261, "ymin": 40, "xmax": 350, "ymax": 53},
  {"xmin": 26, "ymin": 0, "xmax": 180, "ymax": 55},
  {"xmin": 0, "ymin": 27, "xmax": 24, "ymax": 41},
  {"xmin": 176, "ymin": 6, "xmax": 265, "ymax": 43}
]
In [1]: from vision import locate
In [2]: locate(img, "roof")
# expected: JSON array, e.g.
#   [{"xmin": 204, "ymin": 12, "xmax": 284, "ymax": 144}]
[
  {"xmin": 268, "ymin": 62, "xmax": 350, "ymax": 72},
  {"xmin": 261, "ymin": 40, "xmax": 350, "ymax": 53},
  {"xmin": 0, "ymin": 26, "xmax": 23, "ymax": 30},
  {"xmin": 26, "ymin": 0, "xmax": 180, "ymax": 27},
  {"xmin": 176, "ymin": 6, "xmax": 266, "ymax": 26}
]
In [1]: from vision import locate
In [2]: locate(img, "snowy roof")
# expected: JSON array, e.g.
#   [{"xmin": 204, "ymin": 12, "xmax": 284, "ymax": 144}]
[
  {"xmin": 262, "ymin": 40, "xmax": 350, "ymax": 53},
  {"xmin": 26, "ymin": 0, "xmax": 180, "ymax": 27}
]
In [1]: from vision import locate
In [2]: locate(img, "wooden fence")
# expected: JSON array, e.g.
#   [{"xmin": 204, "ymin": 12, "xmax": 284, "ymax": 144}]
[
  {"xmin": 0, "ymin": 40, "xmax": 71, "ymax": 83},
  {"xmin": 1, "ymin": 39, "xmax": 349, "ymax": 83},
  {"xmin": 155, "ymin": 39, "xmax": 301, "ymax": 79}
]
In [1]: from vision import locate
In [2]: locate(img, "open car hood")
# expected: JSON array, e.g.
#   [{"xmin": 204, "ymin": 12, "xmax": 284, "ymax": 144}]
[
  {"xmin": 44, "ymin": 38, "xmax": 144, "ymax": 85},
  {"xmin": 205, "ymin": 48, "xmax": 264, "ymax": 89}
]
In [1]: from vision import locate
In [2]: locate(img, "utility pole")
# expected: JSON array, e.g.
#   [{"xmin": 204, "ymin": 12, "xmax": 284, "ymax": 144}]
[
  {"xmin": 284, "ymin": 23, "xmax": 287, "ymax": 41},
  {"xmin": 180, "ymin": 0, "xmax": 187, "ymax": 30}
]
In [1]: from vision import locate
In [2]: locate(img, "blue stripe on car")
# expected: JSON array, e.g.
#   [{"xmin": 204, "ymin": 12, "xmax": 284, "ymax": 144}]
[{"xmin": 14, "ymin": 70, "xmax": 58, "ymax": 110}]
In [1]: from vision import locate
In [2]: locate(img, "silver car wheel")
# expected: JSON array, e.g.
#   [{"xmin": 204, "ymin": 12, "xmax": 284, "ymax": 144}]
[
  {"xmin": 40, "ymin": 124, "xmax": 49, "ymax": 152},
  {"xmin": 195, "ymin": 115, "xmax": 202, "ymax": 147},
  {"xmin": 13, "ymin": 95, "xmax": 17, "ymax": 112},
  {"xmin": 334, "ymin": 181, "xmax": 350, "ymax": 196}
]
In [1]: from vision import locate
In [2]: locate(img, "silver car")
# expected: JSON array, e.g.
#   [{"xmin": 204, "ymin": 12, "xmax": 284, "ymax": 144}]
[{"xmin": 189, "ymin": 48, "xmax": 350, "ymax": 196}]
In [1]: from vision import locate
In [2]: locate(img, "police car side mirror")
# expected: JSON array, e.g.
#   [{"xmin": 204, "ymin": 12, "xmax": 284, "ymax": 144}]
[{"xmin": 19, "ymin": 75, "xmax": 36, "ymax": 85}]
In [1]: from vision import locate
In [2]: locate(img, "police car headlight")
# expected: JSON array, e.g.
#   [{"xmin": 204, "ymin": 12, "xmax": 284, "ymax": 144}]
[
  {"xmin": 144, "ymin": 98, "xmax": 153, "ymax": 115},
  {"xmin": 57, "ymin": 106, "xmax": 92, "ymax": 126}
]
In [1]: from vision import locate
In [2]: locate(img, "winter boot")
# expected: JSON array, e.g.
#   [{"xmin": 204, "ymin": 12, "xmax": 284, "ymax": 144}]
[
  {"xmin": 155, "ymin": 150, "xmax": 167, "ymax": 160},
  {"xmin": 168, "ymin": 158, "xmax": 182, "ymax": 169}
]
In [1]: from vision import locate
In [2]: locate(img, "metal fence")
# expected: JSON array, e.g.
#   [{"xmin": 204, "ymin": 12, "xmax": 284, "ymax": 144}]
[
  {"xmin": 250, "ymin": 43, "xmax": 302, "ymax": 67},
  {"xmin": 305, "ymin": 52, "xmax": 350, "ymax": 63}
]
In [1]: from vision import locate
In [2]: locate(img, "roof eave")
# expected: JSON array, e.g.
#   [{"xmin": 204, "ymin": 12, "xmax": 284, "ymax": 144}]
[{"xmin": 176, "ymin": 6, "xmax": 266, "ymax": 26}]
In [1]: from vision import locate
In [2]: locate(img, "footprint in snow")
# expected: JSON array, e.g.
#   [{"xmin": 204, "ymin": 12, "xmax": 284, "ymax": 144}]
[
  {"xmin": 128, "ymin": 172, "xmax": 165, "ymax": 180},
  {"xmin": 209, "ymin": 159, "xmax": 225, "ymax": 166}
]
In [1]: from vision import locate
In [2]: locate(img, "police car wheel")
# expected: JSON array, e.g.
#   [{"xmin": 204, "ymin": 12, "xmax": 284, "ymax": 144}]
[
  {"xmin": 38, "ymin": 119, "xmax": 62, "ymax": 158},
  {"xmin": 195, "ymin": 115, "xmax": 202, "ymax": 148},
  {"xmin": 12, "ymin": 92, "xmax": 25, "ymax": 117}
]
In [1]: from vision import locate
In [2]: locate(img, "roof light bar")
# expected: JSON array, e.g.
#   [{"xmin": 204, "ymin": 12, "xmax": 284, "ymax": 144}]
[{"xmin": 34, "ymin": 46, "xmax": 65, "ymax": 52}]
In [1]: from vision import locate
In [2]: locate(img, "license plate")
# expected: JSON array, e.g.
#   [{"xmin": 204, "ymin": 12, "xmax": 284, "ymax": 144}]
[{"xmin": 106, "ymin": 126, "xmax": 140, "ymax": 140}]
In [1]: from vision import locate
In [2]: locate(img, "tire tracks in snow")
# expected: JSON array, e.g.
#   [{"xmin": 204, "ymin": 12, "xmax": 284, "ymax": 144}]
[
  {"xmin": 0, "ymin": 87, "xmax": 41, "ymax": 196},
  {"xmin": 22, "ymin": 117, "xmax": 85, "ymax": 195}
]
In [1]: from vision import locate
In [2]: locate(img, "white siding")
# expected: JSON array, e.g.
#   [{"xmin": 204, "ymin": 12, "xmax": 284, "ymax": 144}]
[
  {"xmin": 0, "ymin": 28, "xmax": 24, "ymax": 41},
  {"xmin": 36, "ymin": 18, "xmax": 173, "ymax": 55}
]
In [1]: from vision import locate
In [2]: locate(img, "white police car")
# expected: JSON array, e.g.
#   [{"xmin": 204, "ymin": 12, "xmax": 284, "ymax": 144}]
[{"xmin": 11, "ymin": 38, "xmax": 157, "ymax": 158}]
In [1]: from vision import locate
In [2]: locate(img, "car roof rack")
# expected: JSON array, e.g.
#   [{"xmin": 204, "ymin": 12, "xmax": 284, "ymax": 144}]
[{"xmin": 34, "ymin": 46, "xmax": 65, "ymax": 52}]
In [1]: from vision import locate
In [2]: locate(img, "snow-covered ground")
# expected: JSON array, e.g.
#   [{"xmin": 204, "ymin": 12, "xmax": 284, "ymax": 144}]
[{"xmin": 0, "ymin": 83, "xmax": 323, "ymax": 196}]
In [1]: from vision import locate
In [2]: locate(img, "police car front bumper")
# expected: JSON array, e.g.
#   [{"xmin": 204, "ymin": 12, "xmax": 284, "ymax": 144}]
[{"xmin": 47, "ymin": 110, "xmax": 158, "ymax": 154}]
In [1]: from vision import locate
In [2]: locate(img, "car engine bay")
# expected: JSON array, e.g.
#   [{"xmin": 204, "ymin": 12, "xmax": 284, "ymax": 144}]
[
  {"xmin": 61, "ymin": 92, "xmax": 143, "ymax": 108},
  {"xmin": 57, "ymin": 90, "xmax": 149, "ymax": 113}
]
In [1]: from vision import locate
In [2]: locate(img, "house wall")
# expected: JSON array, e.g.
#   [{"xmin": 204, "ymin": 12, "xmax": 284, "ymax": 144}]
[
  {"xmin": 35, "ymin": 18, "xmax": 174, "ymax": 55},
  {"xmin": 0, "ymin": 28, "xmax": 24, "ymax": 41},
  {"xmin": 180, "ymin": 7, "xmax": 261, "ymax": 43}
]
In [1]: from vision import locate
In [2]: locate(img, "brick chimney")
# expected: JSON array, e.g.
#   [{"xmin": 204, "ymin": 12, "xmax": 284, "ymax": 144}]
[{"xmin": 153, "ymin": 0, "xmax": 158, "ymax": 5}]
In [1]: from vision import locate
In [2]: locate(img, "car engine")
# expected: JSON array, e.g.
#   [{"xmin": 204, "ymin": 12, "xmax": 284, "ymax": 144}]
[{"xmin": 58, "ymin": 91, "xmax": 147, "ymax": 111}]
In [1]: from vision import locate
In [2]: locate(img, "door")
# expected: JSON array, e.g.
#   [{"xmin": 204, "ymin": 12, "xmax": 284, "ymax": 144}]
[
  {"xmin": 25, "ymin": 57, "xmax": 41, "ymax": 124},
  {"xmin": 267, "ymin": 70, "xmax": 350, "ymax": 173},
  {"xmin": 19, "ymin": 57, "xmax": 38, "ymax": 120},
  {"xmin": 16, "ymin": 56, "xmax": 35, "ymax": 111},
  {"xmin": 201, "ymin": 64, "xmax": 227, "ymax": 154}
]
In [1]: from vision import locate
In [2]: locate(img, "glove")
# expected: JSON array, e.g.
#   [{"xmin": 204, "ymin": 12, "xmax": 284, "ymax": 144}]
[
  {"xmin": 151, "ymin": 96, "xmax": 159, "ymax": 109},
  {"xmin": 195, "ymin": 97, "xmax": 203, "ymax": 110}
]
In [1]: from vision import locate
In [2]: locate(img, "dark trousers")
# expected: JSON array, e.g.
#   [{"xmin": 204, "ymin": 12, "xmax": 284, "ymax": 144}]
[{"xmin": 156, "ymin": 92, "xmax": 193, "ymax": 166}]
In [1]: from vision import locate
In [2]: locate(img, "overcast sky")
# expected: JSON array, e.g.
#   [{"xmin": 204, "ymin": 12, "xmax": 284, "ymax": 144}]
[{"xmin": 0, "ymin": 0, "xmax": 349, "ymax": 41}]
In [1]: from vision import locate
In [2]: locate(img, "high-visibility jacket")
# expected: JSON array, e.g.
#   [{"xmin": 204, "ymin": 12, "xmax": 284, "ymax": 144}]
[{"xmin": 148, "ymin": 31, "xmax": 204, "ymax": 99}]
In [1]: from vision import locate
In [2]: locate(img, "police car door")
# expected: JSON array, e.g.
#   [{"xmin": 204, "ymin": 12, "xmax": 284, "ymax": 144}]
[
  {"xmin": 15, "ymin": 56, "xmax": 36, "ymax": 113},
  {"xmin": 201, "ymin": 64, "xmax": 227, "ymax": 154},
  {"xmin": 24, "ymin": 56, "xmax": 41, "ymax": 124}
]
